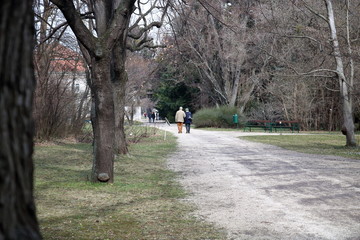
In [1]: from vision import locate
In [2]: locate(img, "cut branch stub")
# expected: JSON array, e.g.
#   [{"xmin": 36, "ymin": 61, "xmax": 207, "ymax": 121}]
[{"xmin": 97, "ymin": 173, "xmax": 110, "ymax": 182}]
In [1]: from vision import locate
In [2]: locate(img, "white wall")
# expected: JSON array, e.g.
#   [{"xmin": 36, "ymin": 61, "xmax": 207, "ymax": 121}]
[{"xmin": 125, "ymin": 106, "xmax": 142, "ymax": 121}]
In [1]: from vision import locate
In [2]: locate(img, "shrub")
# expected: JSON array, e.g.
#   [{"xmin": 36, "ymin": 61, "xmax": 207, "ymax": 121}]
[
  {"xmin": 125, "ymin": 125, "xmax": 159, "ymax": 144},
  {"xmin": 76, "ymin": 124, "xmax": 158, "ymax": 144},
  {"xmin": 193, "ymin": 106, "xmax": 245, "ymax": 128}
]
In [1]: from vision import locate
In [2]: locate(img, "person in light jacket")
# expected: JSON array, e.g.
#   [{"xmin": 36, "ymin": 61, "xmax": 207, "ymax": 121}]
[
  {"xmin": 175, "ymin": 106, "xmax": 186, "ymax": 133},
  {"xmin": 184, "ymin": 108, "xmax": 192, "ymax": 133}
]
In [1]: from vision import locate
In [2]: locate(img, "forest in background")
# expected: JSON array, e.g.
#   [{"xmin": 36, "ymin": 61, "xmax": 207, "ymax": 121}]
[
  {"xmin": 154, "ymin": 0, "xmax": 360, "ymax": 134},
  {"xmin": 33, "ymin": 0, "xmax": 360, "ymax": 139}
]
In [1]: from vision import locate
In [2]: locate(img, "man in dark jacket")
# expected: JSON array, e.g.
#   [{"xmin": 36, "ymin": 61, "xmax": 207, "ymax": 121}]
[{"xmin": 184, "ymin": 108, "xmax": 192, "ymax": 133}]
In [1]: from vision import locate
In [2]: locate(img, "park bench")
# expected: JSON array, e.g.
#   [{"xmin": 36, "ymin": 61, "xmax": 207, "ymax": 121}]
[
  {"xmin": 272, "ymin": 121, "xmax": 300, "ymax": 133},
  {"xmin": 243, "ymin": 120, "xmax": 273, "ymax": 132},
  {"xmin": 243, "ymin": 120, "xmax": 300, "ymax": 133}
]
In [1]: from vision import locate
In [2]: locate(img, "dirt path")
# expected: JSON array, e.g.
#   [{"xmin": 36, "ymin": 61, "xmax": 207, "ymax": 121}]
[{"xmin": 156, "ymin": 123, "xmax": 360, "ymax": 240}]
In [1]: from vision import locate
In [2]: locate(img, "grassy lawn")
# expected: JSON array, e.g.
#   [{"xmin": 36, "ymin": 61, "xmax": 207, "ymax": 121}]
[
  {"xmin": 241, "ymin": 133, "xmax": 360, "ymax": 160},
  {"xmin": 34, "ymin": 127, "xmax": 225, "ymax": 240}
]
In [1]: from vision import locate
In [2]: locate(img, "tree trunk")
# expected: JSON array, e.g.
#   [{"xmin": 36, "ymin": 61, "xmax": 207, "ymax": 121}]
[
  {"xmin": 113, "ymin": 81, "xmax": 128, "ymax": 154},
  {"xmin": 0, "ymin": 0, "xmax": 42, "ymax": 239},
  {"xmin": 112, "ymin": 42, "xmax": 129, "ymax": 155},
  {"xmin": 237, "ymin": 71, "xmax": 256, "ymax": 114},
  {"xmin": 91, "ymin": 56, "xmax": 115, "ymax": 183},
  {"xmin": 228, "ymin": 75, "xmax": 240, "ymax": 107},
  {"xmin": 324, "ymin": 0, "xmax": 357, "ymax": 146}
]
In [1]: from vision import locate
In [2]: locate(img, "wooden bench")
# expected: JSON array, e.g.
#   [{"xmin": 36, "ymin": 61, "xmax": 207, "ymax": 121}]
[
  {"xmin": 243, "ymin": 120, "xmax": 273, "ymax": 132},
  {"xmin": 272, "ymin": 121, "xmax": 300, "ymax": 133}
]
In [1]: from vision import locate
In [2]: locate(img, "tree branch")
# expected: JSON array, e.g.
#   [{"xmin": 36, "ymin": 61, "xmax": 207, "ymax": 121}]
[
  {"xmin": 36, "ymin": 11, "xmax": 95, "ymax": 44},
  {"xmin": 278, "ymin": 66, "xmax": 338, "ymax": 77},
  {"xmin": 299, "ymin": 0, "xmax": 329, "ymax": 23},
  {"xmin": 282, "ymin": 35, "xmax": 323, "ymax": 51},
  {"xmin": 105, "ymin": 0, "xmax": 136, "ymax": 50},
  {"xmin": 49, "ymin": 0, "xmax": 97, "ymax": 54},
  {"xmin": 127, "ymin": 43, "xmax": 166, "ymax": 52},
  {"xmin": 128, "ymin": 1, "xmax": 169, "ymax": 40},
  {"xmin": 128, "ymin": 22, "xmax": 162, "ymax": 39}
]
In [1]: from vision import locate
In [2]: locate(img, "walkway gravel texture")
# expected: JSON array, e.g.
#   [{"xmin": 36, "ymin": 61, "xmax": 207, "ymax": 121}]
[{"xmin": 156, "ymin": 123, "xmax": 360, "ymax": 240}]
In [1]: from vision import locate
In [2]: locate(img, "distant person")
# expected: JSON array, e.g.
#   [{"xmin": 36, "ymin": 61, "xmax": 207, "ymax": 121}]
[
  {"xmin": 151, "ymin": 112, "xmax": 156, "ymax": 122},
  {"xmin": 175, "ymin": 106, "xmax": 186, "ymax": 133},
  {"xmin": 147, "ymin": 108, "xmax": 152, "ymax": 123},
  {"xmin": 184, "ymin": 108, "xmax": 192, "ymax": 133}
]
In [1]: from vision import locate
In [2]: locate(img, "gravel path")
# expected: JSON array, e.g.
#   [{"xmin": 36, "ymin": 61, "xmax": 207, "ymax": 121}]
[{"xmin": 156, "ymin": 123, "xmax": 360, "ymax": 240}]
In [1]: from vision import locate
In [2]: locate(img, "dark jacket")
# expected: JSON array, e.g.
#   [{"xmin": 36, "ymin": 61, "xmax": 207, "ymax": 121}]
[{"xmin": 184, "ymin": 111, "xmax": 192, "ymax": 124}]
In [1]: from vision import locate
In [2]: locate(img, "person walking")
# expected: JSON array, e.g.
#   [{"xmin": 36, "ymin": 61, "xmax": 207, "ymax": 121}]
[
  {"xmin": 146, "ymin": 108, "xmax": 152, "ymax": 123},
  {"xmin": 175, "ymin": 107, "xmax": 186, "ymax": 133},
  {"xmin": 184, "ymin": 108, "xmax": 192, "ymax": 133}
]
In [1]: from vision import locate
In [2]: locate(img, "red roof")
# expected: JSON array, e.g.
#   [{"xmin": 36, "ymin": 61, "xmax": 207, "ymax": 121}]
[
  {"xmin": 35, "ymin": 43, "xmax": 86, "ymax": 73},
  {"xmin": 51, "ymin": 44, "xmax": 86, "ymax": 72}
]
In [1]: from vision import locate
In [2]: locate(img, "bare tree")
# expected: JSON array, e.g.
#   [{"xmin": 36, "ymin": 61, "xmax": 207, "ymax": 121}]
[
  {"xmin": 169, "ymin": 1, "xmax": 245, "ymax": 106},
  {"xmin": 324, "ymin": 0, "xmax": 356, "ymax": 146},
  {"xmin": 48, "ymin": 0, "xmax": 136, "ymax": 182},
  {"xmin": 33, "ymin": 41, "xmax": 89, "ymax": 140},
  {"xmin": 166, "ymin": 0, "xmax": 273, "ymax": 113},
  {"xmin": 0, "ymin": 0, "xmax": 42, "ymax": 238},
  {"xmin": 48, "ymin": 0, "xmax": 169, "ymax": 182},
  {"xmin": 253, "ymin": 0, "xmax": 359, "ymax": 143},
  {"xmin": 33, "ymin": 0, "xmax": 91, "ymax": 140},
  {"xmin": 114, "ymin": 0, "xmax": 168, "ymax": 153}
]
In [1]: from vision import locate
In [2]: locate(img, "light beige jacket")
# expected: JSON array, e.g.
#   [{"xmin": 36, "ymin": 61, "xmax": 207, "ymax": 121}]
[{"xmin": 175, "ymin": 110, "xmax": 186, "ymax": 123}]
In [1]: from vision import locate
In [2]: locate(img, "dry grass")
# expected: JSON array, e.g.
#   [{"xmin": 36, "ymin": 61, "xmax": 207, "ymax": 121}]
[
  {"xmin": 34, "ymin": 127, "xmax": 225, "ymax": 240},
  {"xmin": 241, "ymin": 133, "xmax": 360, "ymax": 159}
]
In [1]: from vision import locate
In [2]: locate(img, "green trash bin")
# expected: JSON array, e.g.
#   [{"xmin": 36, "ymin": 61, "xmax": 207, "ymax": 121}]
[{"xmin": 232, "ymin": 114, "xmax": 238, "ymax": 124}]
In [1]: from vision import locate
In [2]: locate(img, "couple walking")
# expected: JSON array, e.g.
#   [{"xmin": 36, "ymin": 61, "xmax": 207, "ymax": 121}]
[{"xmin": 175, "ymin": 107, "xmax": 192, "ymax": 133}]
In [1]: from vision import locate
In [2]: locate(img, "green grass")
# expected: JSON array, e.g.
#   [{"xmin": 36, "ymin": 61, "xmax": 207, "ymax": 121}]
[
  {"xmin": 241, "ymin": 133, "xmax": 360, "ymax": 160},
  {"xmin": 34, "ymin": 128, "xmax": 225, "ymax": 240}
]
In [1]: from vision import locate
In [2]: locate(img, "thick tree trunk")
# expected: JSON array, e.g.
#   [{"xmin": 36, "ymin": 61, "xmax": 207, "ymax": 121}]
[
  {"xmin": 0, "ymin": 0, "xmax": 42, "ymax": 239},
  {"xmin": 112, "ymin": 43, "xmax": 129, "ymax": 155},
  {"xmin": 340, "ymin": 77, "xmax": 356, "ymax": 146},
  {"xmin": 91, "ymin": 56, "xmax": 115, "ymax": 183},
  {"xmin": 325, "ymin": 0, "xmax": 357, "ymax": 146}
]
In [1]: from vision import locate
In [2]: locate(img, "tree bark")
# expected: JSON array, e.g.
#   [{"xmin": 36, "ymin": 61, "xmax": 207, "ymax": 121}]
[
  {"xmin": 91, "ymin": 56, "xmax": 115, "ymax": 183},
  {"xmin": 113, "ymin": 84, "xmax": 128, "ymax": 155},
  {"xmin": 228, "ymin": 73, "xmax": 240, "ymax": 107},
  {"xmin": 324, "ymin": 0, "xmax": 357, "ymax": 146},
  {"xmin": 0, "ymin": 0, "xmax": 42, "ymax": 239},
  {"xmin": 112, "ymin": 43, "xmax": 129, "ymax": 155}
]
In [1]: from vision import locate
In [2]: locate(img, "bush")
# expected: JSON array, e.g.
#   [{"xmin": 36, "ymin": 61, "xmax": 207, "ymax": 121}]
[
  {"xmin": 125, "ymin": 125, "xmax": 158, "ymax": 144},
  {"xmin": 76, "ymin": 124, "xmax": 158, "ymax": 144},
  {"xmin": 193, "ymin": 106, "xmax": 245, "ymax": 128}
]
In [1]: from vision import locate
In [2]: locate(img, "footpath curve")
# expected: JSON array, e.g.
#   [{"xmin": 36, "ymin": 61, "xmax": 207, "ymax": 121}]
[{"xmin": 155, "ymin": 123, "xmax": 360, "ymax": 240}]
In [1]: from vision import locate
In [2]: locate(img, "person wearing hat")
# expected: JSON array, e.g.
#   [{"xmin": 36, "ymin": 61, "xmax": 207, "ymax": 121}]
[
  {"xmin": 175, "ymin": 106, "xmax": 186, "ymax": 133},
  {"xmin": 184, "ymin": 108, "xmax": 192, "ymax": 133}
]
